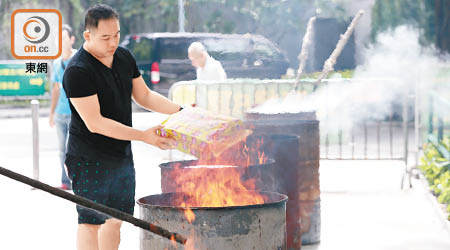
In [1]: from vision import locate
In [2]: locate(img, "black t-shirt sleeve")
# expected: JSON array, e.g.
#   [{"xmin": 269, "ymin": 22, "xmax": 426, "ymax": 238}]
[
  {"xmin": 122, "ymin": 47, "xmax": 141, "ymax": 79},
  {"xmin": 63, "ymin": 66, "xmax": 97, "ymax": 98}
]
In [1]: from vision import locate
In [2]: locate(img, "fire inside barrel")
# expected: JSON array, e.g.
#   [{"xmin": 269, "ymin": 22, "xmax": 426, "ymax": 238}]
[{"xmin": 149, "ymin": 123, "xmax": 287, "ymax": 249}]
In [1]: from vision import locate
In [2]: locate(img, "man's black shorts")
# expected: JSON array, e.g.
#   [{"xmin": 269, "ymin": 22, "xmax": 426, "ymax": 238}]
[{"xmin": 65, "ymin": 155, "xmax": 135, "ymax": 225}]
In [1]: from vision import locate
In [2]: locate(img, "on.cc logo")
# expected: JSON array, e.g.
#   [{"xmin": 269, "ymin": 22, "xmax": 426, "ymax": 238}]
[
  {"xmin": 11, "ymin": 9, "xmax": 61, "ymax": 60},
  {"xmin": 23, "ymin": 16, "xmax": 50, "ymax": 44}
]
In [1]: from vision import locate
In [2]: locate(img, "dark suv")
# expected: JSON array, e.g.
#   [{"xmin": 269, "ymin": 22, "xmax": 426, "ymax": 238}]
[{"xmin": 120, "ymin": 32, "xmax": 290, "ymax": 95}]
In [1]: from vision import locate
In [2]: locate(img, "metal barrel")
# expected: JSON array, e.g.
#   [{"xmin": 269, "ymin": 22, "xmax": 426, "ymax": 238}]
[
  {"xmin": 244, "ymin": 112, "xmax": 321, "ymax": 247},
  {"xmin": 138, "ymin": 191, "xmax": 287, "ymax": 250}
]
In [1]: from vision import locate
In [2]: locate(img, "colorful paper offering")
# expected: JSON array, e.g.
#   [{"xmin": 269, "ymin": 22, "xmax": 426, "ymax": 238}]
[{"xmin": 159, "ymin": 107, "xmax": 252, "ymax": 159}]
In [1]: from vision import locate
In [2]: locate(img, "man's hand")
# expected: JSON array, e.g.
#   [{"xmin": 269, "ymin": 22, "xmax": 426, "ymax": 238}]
[
  {"xmin": 141, "ymin": 125, "xmax": 176, "ymax": 150},
  {"xmin": 49, "ymin": 112, "xmax": 55, "ymax": 128}
]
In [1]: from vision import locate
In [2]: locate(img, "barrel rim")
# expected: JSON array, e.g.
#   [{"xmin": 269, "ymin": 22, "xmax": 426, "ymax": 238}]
[
  {"xmin": 137, "ymin": 191, "xmax": 288, "ymax": 210},
  {"xmin": 158, "ymin": 158, "xmax": 276, "ymax": 169}
]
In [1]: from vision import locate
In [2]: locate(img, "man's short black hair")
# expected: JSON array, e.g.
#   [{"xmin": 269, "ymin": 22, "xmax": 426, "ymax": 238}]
[
  {"xmin": 62, "ymin": 24, "xmax": 74, "ymax": 38},
  {"xmin": 84, "ymin": 4, "xmax": 119, "ymax": 30}
]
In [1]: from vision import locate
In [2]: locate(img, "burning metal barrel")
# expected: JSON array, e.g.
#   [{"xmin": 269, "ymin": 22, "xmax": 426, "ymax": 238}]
[
  {"xmin": 138, "ymin": 191, "xmax": 288, "ymax": 250},
  {"xmin": 245, "ymin": 111, "xmax": 321, "ymax": 246},
  {"xmin": 159, "ymin": 159, "xmax": 277, "ymax": 194}
]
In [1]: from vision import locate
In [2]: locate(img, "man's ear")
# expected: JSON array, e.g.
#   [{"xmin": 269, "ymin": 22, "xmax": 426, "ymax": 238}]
[{"xmin": 83, "ymin": 30, "xmax": 90, "ymax": 42}]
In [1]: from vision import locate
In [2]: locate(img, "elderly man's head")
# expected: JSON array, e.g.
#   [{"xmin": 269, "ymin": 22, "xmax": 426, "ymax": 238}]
[{"xmin": 188, "ymin": 42, "xmax": 208, "ymax": 68}]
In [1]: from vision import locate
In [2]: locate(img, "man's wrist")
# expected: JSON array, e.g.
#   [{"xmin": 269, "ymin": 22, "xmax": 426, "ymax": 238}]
[{"xmin": 135, "ymin": 129, "xmax": 146, "ymax": 142}]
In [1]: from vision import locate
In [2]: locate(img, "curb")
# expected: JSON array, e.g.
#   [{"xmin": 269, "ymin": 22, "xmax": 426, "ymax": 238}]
[{"xmin": 416, "ymin": 172, "xmax": 450, "ymax": 238}]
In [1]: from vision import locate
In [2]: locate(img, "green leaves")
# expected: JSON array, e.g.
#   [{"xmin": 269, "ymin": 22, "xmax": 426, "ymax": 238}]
[{"xmin": 419, "ymin": 135, "xmax": 450, "ymax": 219}]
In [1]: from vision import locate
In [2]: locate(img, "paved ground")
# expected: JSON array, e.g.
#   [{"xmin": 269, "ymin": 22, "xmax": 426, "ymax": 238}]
[
  {"xmin": 0, "ymin": 111, "xmax": 449, "ymax": 249},
  {"xmin": 304, "ymin": 160, "xmax": 450, "ymax": 250}
]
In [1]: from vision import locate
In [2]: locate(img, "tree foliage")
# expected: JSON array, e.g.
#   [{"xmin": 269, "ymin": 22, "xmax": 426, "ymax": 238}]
[{"xmin": 370, "ymin": 0, "xmax": 436, "ymax": 46}]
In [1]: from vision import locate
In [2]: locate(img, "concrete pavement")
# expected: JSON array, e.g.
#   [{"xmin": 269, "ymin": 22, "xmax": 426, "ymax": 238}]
[
  {"xmin": 305, "ymin": 160, "xmax": 450, "ymax": 250},
  {"xmin": 0, "ymin": 111, "xmax": 449, "ymax": 249}
]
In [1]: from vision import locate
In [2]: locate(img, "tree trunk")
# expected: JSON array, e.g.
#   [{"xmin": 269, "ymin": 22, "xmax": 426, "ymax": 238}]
[{"xmin": 68, "ymin": 1, "xmax": 74, "ymax": 28}]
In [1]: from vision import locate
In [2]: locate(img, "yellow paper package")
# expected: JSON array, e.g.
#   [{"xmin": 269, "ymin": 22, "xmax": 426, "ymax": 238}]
[{"xmin": 159, "ymin": 107, "xmax": 252, "ymax": 159}]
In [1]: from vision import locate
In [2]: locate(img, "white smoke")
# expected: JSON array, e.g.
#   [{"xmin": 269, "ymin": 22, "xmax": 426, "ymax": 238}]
[{"xmin": 251, "ymin": 25, "xmax": 447, "ymax": 134}]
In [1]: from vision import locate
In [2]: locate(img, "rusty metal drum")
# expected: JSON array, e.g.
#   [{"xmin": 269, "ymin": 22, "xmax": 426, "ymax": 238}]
[
  {"xmin": 138, "ymin": 191, "xmax": 288, "ymax": 250},
  {"xmin": 244, "ymin": 112, "xmax": 321, "ymax": 247}
]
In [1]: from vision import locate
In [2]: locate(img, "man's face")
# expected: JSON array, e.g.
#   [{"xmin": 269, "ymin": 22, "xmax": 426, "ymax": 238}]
[
  {"xmin": 86, "ymin": 18, "xmax": 120, "ymax": 58},
  {"xmin": 189, "ymin": 52, "xmax": 206, "ymax": 69}
]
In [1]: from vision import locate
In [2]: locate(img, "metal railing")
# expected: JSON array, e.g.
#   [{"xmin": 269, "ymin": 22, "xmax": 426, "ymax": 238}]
[{"xmin": 321, "ymin": 120, "xmax": 412, "ymax": 161}]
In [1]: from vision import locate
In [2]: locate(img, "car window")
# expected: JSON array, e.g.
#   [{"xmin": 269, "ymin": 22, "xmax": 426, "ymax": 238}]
[
  {"xmin": 127, "ymin": 37, "xmax": 155, "ymax": 62},
  {"xmin": 160, "ymin": 38, "xmax": 191, "ymax": 60},
  {"xmin": 202, "ymin": 38, "xmax": 252, "ymax": 61}
]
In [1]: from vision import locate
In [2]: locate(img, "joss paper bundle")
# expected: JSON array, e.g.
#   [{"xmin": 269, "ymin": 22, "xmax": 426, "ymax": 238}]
[{"xmin": 159, "ymin": 107, "xmax": 252, "ymax": 159}]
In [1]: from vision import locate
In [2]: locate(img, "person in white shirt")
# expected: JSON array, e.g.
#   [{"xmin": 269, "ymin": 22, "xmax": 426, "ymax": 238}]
[{"xmin": 188, "ymin": 42, "xmax": 227, "ymax": 81}]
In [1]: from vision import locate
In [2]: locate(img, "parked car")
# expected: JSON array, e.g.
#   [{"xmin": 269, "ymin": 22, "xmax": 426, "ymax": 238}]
[{"xmin": 120, "ymin": 32, "xmax": 290, "ymax": 96}]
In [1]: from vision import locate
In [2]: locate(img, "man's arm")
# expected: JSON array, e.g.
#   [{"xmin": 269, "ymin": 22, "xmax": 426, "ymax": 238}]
[
  {"xmin": 49, "ymin": 60, "xmax": 60, "ymax": 127},
  {"xmin": 49, "ymin": 82, "xmax": 60, "ymax": 127},
  {"xmin": 131, "ymin": 75, "xmax": 181, "ymax": 114},
  {"xmin": 69, "ymin": 94, "xmax": 174, "ymax": 149}
]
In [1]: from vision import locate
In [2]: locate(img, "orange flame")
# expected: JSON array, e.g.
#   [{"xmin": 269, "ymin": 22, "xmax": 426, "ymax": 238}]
[
  {"xmin": 175, "ymin": 166, "xmax": 265, "ymax": 207},
  {"xmin": 182, "ymin": 205, "xmax": 196, "ymax": 223},
  {"xmin": 169, "ymin": 234, "xmax": 177, "ymax": 249},
  {"xmin": 194, "ymin": 136, "xmax": 267, "ymax": 167}
]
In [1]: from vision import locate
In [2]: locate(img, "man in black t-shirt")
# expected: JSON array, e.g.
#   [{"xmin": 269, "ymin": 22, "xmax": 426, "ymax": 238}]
[{"xmin": 62, "ymin": 4, "xmax": 180, "ymax": 250}]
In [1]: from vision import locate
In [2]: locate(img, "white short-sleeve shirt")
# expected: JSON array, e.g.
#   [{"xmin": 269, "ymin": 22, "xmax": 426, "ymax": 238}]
[{"xmin": 196, "ymin": 56, "xmax": 227, "ymax": 81}]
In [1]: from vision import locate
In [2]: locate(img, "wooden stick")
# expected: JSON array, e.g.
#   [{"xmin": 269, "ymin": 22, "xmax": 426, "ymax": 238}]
[
  {"xmin": 293, "ymin": 16, "xmax": 317, "ymax": 92},
  {"xmin": 0, "ymin": 166, "xmax": 187, "ymax": 245},
  {"xmin": 314, "ymin": 10, "xmax": 365, "ymax": 90}
]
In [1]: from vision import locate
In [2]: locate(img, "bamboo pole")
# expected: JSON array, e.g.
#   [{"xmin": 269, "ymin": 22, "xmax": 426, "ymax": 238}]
[
  {"xmin": 293, "ymin": 16, "xmax": 317, "ymax": 92},
  {"xmin": 313, "ymin": 10, "xmax": 365, "ymax": 90}
]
